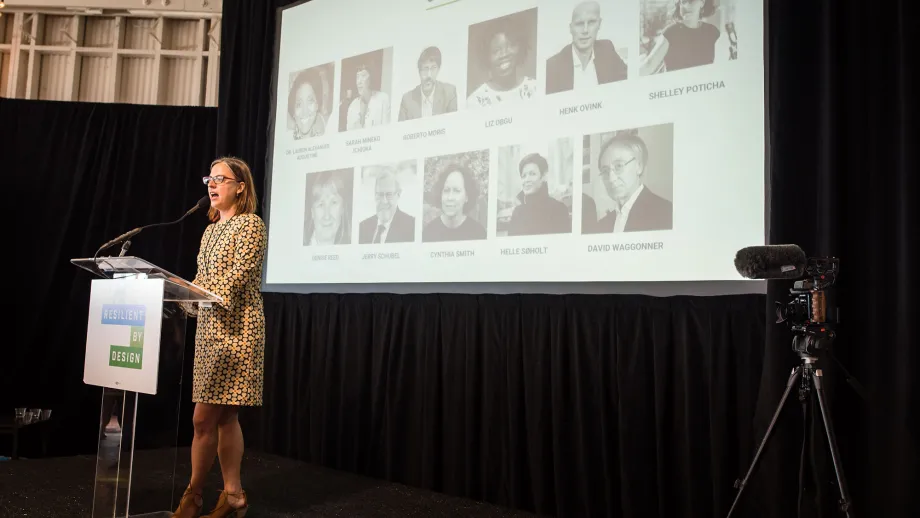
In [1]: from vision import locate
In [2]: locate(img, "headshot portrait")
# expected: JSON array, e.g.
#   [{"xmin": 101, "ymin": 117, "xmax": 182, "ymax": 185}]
[
  {"xmin": 303, "ymin": 168, "xmax": 354, "ymax": 246},
  {"xmin": 287, "ymin": 62, "xmax": 335, "ymax": 139},
  {"xmin": 421, "ymin": 150, "xmax": 489, "ymax": 243},
  {"xmin": 356, "ymin": 160, "xmax": 420, "ymax": 244},
  {"xmin": 397, "ymin": 46, "xmax": 459, "ymax": 122},
  {"xmin": 542, "ymin": 1, "xmax": 629, "ymax": 95},
  {"xmin": 466, "ymin": 8, "xmax": 539, "ymax": 110},
  {"xmin": 339, "ymin": 47, "xmax": 394, "ymax": 131},
  {"xmin": 640, "ymin": 0, "xmax": 738, "ymax": 76},
  {"xmin": 496, "ymin": 138, "xmax": 574, "ymax": 237},
  {"xmin": 582, "ymin": 124, "xmax": 674, "ymax": 234}
]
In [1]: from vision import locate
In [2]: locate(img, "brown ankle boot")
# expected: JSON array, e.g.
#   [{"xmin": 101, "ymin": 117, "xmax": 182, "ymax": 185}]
[
  {"xmin": 171, "ymin": 487, "xmax": 203, "ymax": 518},
  {"xmin": 202, "ymin": 490, "xmax": 248, "ymax": 517}
]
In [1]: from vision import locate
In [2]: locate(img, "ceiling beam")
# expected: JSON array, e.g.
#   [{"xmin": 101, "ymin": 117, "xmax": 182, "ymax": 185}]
[{"xmin": 1, "ymin": 0, "xmax": 222, "ymax": 15}]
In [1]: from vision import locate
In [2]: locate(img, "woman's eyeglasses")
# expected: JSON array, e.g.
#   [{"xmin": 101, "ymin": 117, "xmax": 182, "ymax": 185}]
[{"xmin": 202, "ymin": 175, "xmax": 238, "ymax": 185}]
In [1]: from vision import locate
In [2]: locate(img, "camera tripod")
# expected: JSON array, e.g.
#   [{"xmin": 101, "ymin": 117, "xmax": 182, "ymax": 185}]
[{"xmin": 725, "ymin": 345, "xmax": 855, "ymax": 518}]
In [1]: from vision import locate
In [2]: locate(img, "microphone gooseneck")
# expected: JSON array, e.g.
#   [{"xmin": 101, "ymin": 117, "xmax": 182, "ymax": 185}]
[
  {"xmin": 187, "ymin": 195, "xmax": 211, "ymax": 216},
  {"xmin": 93, "ymin": 195, "xmax": 211, "ymax": 262}
]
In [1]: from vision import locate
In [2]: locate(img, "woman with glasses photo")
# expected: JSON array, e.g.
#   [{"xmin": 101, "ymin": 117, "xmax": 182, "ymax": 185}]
[{"xmin": 173, "ymin": 156, "xmax": 267, "ymax": 518}]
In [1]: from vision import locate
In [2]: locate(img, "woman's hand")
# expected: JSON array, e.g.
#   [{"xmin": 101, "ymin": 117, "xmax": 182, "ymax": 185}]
[{"xmin": 178, "ymin": 301, "xmax": 200, "ymax": 318}]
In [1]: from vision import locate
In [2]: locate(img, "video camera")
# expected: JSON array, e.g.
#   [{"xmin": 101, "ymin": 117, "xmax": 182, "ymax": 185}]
[
  {"xmin": 774, "ymin": 257, "xmax": 840, "ymax": 356},
  {"xmin": 727, "ymin": 247, "xmax": 856, "ymax": 518},
  {"xmin": 732, "ymin": 244, "xmax": 841, "ymax": 356}
]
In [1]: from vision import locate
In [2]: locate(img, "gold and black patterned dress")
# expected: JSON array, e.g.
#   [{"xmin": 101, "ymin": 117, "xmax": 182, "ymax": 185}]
[{"xmin": 190, "ymin": 213, "xmax": 267, "ymax": 406}]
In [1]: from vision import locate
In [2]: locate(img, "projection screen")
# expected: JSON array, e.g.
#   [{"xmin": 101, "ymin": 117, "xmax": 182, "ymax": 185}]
[{"xmin": 263, "ymin": 0, "xmax": 766, "ymax": 290}]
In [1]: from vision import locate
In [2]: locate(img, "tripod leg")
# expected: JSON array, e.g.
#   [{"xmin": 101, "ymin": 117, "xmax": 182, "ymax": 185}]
[
  {"xmin": 725, "ymin": 366, "xmax": 803, "ymax": 518},
  {"xmin": 812, "ymin": 370, "xmax": 855, "ymax": 518}
]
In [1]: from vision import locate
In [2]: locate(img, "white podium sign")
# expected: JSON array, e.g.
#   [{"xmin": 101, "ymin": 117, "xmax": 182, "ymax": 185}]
[{"xmin": 83, "ymin": 278, "xmax": 165, "ymax": 395}]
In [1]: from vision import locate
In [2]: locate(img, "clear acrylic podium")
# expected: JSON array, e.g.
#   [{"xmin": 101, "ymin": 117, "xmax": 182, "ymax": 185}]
[{"xmin": 72, "ymin": 256, "xmax": 222, "ymax": 517}]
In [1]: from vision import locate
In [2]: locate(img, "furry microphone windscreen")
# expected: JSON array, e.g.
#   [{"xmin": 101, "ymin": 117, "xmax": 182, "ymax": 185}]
[{"xmin": 734, "ymin": 244, "xmax": 807, "ymax": 279}]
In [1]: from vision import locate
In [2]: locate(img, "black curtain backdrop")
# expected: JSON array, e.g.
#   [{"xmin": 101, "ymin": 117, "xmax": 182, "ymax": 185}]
[
  {"xmin": 251, "ymin": 293, "xmax": 765, "ymax": 518},
  {"xmin": 751, "ymin": 2, "xmax": 918, "ymax": 517},
  {"xmin": 215, "ymin": 1, "xmax": 919, "ymax": 518},
  {"xmin": 3, "ymin": 99, "xmax": 218, "ymax": 455}
]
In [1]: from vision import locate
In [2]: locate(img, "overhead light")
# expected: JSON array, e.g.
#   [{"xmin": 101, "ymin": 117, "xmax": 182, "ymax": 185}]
[{"xmin": 0, "ymin": 2, "xmax": 6, "ymax": 9}]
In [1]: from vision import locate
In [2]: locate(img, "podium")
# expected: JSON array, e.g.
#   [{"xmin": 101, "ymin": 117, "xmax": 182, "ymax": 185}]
[{"xmin": 72, "ymin": 256, "xmax": 222, "ymax": 517}]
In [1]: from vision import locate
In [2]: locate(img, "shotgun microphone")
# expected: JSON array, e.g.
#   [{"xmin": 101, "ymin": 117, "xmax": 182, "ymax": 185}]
[{"xmin": 733, "ymin": 244, "xmax": 807, "ymax": 280}]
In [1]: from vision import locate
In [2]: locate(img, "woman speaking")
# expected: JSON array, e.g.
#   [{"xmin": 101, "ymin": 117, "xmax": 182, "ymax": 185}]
[{"xmin": 173, "ymin": 156, "xmax": 267, "ymax": 518}]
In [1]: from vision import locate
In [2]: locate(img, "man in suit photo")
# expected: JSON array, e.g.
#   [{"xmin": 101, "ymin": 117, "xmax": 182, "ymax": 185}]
[
  {"xmin": 358, "ymin": 167, "xmax": 416, "ymax": 244},
  {"xmin": 398, "ymin": 47, "xmax": 458, "ymax": 121},
  {"xmin": 595, "ymin": 133, "xmax": 672, "ymax": 233},
  {"xmin": 545, "ymin": 1, "xmax": 628, "ymax": 95}
]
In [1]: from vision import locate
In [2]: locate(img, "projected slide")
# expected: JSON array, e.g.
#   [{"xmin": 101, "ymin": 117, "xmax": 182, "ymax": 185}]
[{"xmin": 266, "ymin": 0, "xmax": 765, "ymax": 284}]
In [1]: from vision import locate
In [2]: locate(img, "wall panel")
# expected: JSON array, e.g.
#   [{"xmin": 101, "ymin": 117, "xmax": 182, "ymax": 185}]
[
  {"xmin": 0, "ymin": 52, "xmax": 10, "ymax": 96},
  {"xmin": 162, "ymin": 56, "xmax": 198, "ymax": 106},
  {"xmin": 83, "ymin": 16, "xmax": 116, "ymax": 48},
  {"xmin": 37, "ymin": 52, "xmax": 67, "ymax": 100},
  {"xmin": 0, "ymin": 10, "xmax": 220, "ymax": 106},
  {"xmin": 118, "ymin": 56, "xmax": 156, "ymax": 104},
  {"xmin": 78, "ymin": 55, "xmax": 108, "ymax": 102}
]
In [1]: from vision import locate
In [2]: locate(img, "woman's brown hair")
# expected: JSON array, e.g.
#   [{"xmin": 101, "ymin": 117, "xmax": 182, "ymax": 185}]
[{"xmin": 208, "ymin": 156, "xmax": 258, "ymax": 222}]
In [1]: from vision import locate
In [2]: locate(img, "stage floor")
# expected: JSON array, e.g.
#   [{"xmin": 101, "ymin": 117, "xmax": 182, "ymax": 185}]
[{"xmin": 0, "ymin": 448, "xmax": 535, "ymax": 517}]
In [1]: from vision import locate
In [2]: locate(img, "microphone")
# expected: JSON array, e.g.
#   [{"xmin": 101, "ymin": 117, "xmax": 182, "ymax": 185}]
[
  {"xmin": 734, "ymin": 244, "xmax": 807, "ymax": 280},
  {"xmin": 94, "ymin": 196, "xmax": 210, "ymax": 259},
  {"xmin": 183, "ymin": 195, "xmax": 211, "ymax": 217}
]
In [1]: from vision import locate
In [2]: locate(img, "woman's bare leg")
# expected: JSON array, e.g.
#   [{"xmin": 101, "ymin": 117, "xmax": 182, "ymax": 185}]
[
  {"xmin": 189, "ymin": 403, "xmax": 223, "ymax": 493},
  {"xmin": 217, "ymin": 407, "xmax": 246, "ymax": 507}
]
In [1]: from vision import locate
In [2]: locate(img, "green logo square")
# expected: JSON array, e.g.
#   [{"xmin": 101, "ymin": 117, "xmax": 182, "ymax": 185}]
[{"xmin": 109, "ymin": 345, "xmax": 143, "ymax": 369}]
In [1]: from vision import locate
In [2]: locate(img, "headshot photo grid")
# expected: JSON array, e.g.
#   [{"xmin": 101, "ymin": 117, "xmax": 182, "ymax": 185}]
[{"xmin": 268, "ymin": 0, "xmax": 763, "ymax": 284}]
